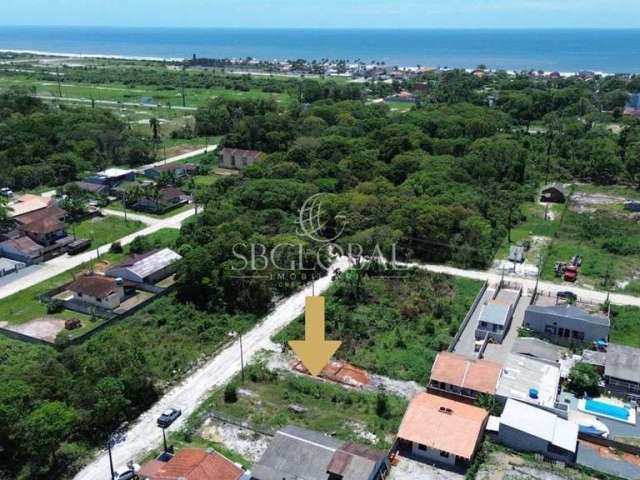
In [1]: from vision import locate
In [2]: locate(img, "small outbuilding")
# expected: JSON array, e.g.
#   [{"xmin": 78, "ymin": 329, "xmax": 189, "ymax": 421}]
[
  {"xmin": 475, "ymin": 300, "xmax": 514, "ymax": 343},
  {"xmin": 498, "ymin": 399, "xmax": 578, "ymax": 463},
  {"xmin": 106, "ymin": 248, "xmax": 182, "ymax": 285},
  {"xmin": 604, "ymin": 343, "xmax": 640, "ymax": 400},
  {"xmin": 428, "ymin": 352, "xmax": 502, "ymax": 401},
  {"xmin": 540, "ymin": 183, "xmax": 566, "ymax": 204}
]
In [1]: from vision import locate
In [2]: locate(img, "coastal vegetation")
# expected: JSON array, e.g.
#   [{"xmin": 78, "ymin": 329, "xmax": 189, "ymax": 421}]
[{"xmin": 2, "ymin": 56, "xmax": 640, "ymax": 479}]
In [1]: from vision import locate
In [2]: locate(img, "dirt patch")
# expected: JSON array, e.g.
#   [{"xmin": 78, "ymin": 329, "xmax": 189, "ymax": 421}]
[
  {"xmin": 570, "ymin": 192, "xmax": 627, "ymax": 213},
  {"xmin": 199, "ymin": 418, "xmax": 270, "ymax": 463},
  {"xmin": 585, "ymin": 441, "xmax": 640, "ymax": 466},
  {"xmin": 3, "ymin": 317, "xmax": 66, "ymax": 343},
  {"xmin": 292, "ymin": 359, "xmax": 370, "ymax": 388},
  {"xmin": 162, "ymin": 144, "xmax": 205, "ymax": 159},
  {"xmin": 477, "ymin": 450, "xmax": 598, "ymax": 480}
]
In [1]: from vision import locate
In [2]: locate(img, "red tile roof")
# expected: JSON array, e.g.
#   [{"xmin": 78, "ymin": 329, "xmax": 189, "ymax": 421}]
[
  {"xmin": 430, "ymin": 352, "xmax": 502, "ymax": 395},
  {"xmin": 138, "ymin": 448, "xmax": 243, "ymax": 480},
  {"xmin": 397, "ymin": 393, "xmax": 488, "ymax": 460},
  {"xmin": 220, "ymin": 148, "xmax": 264, "ymax": 160}
]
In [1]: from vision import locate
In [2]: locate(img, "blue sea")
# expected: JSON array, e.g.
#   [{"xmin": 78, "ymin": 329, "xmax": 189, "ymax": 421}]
[{"xmin": 1, "ymin": 26, "xmax": 640, "ymax": 73}]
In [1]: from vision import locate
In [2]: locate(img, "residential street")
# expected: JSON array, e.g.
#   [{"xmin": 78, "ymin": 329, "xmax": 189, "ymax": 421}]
[
  {"xmin": 72, "ymin": 257, "xmax": 350, "ymax": 480},
  {"xmin": 0, "ymin": 207, "xmax": 195, "ymax": 301},
  {"xmin": 134, "ymin": 144, "xmax": 217, "ymax": 172}
]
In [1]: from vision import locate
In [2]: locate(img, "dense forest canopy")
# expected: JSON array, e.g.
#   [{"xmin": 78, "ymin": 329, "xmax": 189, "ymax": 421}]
[
  {"xmin": 0, "ymin": 89, "xmax": 154, "ymax": 190},
  {"xmin": 1, "ymin": 66, "xmax": 640, "ymax": 479}
]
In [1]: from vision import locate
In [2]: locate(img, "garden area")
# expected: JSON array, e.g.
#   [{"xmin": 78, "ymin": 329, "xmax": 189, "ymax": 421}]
[{"xmin": 274, "ymin": 268, "xmax": 482, "ymax": 382}]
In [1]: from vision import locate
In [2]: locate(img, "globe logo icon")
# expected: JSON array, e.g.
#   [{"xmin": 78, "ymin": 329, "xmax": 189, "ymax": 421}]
[{"xmin": 298, "ymin": 193, "xmax": 346, "ymax": 243}]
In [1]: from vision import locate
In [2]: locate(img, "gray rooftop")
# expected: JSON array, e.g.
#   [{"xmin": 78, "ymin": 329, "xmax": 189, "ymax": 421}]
[
  {"xmin": 512, "ymin": 337, "xmax": 565, "ymax": 364},
  {"xmin": 582, "ymin": 349, "xmax": 607, "ymax": 367},
  {"xmin": 0, "ymin": 257, "xmax": 24, "ymax": 271},
  {"xmin": 605, "ymin": 343, "xmax": 640, "ymax": 384},
  {"xmin": 479, "ymin": 301, "xmax": 511, "ymax": 326},
  {"xmin": 251, "ymin": 425, "xmax": 385, "ymax": 480},
  {"xmin": 496, "ymin": 353, "xmax": 561, "ymax": 409},
  {"xmin": 526, "ymin": 304, "xmax": 610, "ymax": 327}
]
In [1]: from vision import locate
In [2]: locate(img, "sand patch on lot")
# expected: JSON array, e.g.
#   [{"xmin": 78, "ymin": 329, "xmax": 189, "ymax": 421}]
[{"xmin": 1, "ymin": 317, "xmax": 66, "ymax": 343}]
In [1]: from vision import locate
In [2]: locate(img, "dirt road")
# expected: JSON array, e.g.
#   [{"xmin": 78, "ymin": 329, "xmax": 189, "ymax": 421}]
[{"xmin": 73, "ymin": 258, "xmax": 349, "ymax": 480}]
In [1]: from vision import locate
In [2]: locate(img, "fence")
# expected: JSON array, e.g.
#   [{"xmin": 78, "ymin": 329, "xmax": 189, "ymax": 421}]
[
  {"xmin": 579, "ymin": 432, "xmax": 640, "ymax": 456},
  {"xmin": 448, "ymin": 280, "xmax": 488, "ymax": 352}
]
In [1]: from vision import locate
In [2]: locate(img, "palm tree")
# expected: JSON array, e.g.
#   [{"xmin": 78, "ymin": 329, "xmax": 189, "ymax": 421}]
[{"xmin": 149, "ymin": 117, "xmax": 161, "ymax": 156}]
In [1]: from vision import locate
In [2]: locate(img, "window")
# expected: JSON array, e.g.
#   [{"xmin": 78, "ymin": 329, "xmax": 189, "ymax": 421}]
[
  {"xmin": 440, "ymin": 451, "xmax": 450, "ymax": 458},
  {"xmin": 557, "ymin": 328, "xmax": 564, "ymax": 337},
  {"xmin": 545, "ymin": 325, "xmax": 557, "ymax": 335},
  {"xmin": 564, "ymin": 328, "xmax": 571, "ymax": 338},
  {"xmin": 572, "ymin": 330, "xmax": 585, "ymax": 341},
  {"xmin": 418, "ymin": 444, "xmax": 427, "ymax": 451}
]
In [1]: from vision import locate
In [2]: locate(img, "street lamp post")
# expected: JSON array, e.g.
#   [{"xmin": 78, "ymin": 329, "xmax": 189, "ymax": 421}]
[
  {"xmin": 161, "ymin": 427, "xmax": 168, "ymax": 453},
  {"xmin": 229, "ymin": 331, "xmax": 245, "ymax": 382},
  {"xmin": 107, "ymin": 435, "xmax": 115, "ymax": 479}
]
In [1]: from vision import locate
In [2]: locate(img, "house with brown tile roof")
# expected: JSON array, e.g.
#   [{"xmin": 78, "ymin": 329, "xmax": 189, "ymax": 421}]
[
  {"xmin": 428, "ymin": 352, "xmax": 502, "ymax": 401},
  {"xmin": 396, "ymin": 393, "xmax": 488, "ymax": 466},
  {"xmin": 138, "ymin": 448, "xmax": 245, "ymax": 480},
  {"xmin": 68, "ymin": 275, "xmax": 125, "ymax": 310}
]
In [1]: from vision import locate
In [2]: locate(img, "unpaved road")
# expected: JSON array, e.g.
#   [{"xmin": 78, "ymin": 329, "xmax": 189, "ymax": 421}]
[
  {"xmin": 0, "ymin": 207, "xmax": 195, "ymax": 301},
  {"xmin": 73, "ymin": 258, "xmax": 349, "ymax": 480}
]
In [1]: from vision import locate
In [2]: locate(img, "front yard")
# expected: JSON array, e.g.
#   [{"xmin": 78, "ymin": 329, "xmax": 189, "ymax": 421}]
[{"xmin": 70, "ymin": 214, "xmax": 145, "ymax": 246}]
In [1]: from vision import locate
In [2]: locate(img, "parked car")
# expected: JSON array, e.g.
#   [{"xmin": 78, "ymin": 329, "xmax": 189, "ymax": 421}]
[
  {"xmin": 67, "ymin": 239, "xmax": 91, "ymax": 255},
  {"xmin": 557, "ymin": 291, "xmax": 577, "ymax": 302},
  {"xmin": 113, "ymin": 463, "xmax": 140, "ymax": 480},
  {"xmin": 0, "ymin": 187, "xmax": 13, "ymax": 198},
  {"xmin": 157, "ymin": 407, "xmax": 181, "ymax": 428},
  {"xmin": 563, "ymin": 265, "xmax": 578, "ymax": 282}
]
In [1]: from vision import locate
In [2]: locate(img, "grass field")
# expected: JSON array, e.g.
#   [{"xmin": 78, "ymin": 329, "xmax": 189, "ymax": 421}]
[
  {"xmin": 70, "ymin": 215, "xmax": 145, "ymax": 247},
  {"xmin": 274, "ymin": 270, "xmax": 482, "ymax": 382},
  {"xmin": 609, "ymin": 305, "xmax": 640, "ymax": 348},
  {"xmin": 196, "ymin": 366, "xmax": 407, "ymax": 450}
]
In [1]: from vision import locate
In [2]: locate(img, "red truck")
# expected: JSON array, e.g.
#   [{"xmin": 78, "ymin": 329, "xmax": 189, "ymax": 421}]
[{"xmin": 563, "ymin": 265, "xmax": 578, "ymax": 282}]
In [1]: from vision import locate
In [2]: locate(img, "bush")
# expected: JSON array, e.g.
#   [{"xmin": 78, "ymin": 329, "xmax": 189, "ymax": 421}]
[
  {"xmin": 567, "ymin": 363, "xmax": 601, "ymax": 397},
  {"xmin": 128, "ymin": 235, "xmax": 150, "ymax": 254},
  {"xmin": 224, "ymin": 383, "xmax": 238, "ymax": 403},
  {"xmin": 47, "ymin": 299, "xmax": 64, "ymax": 314},
  {"xmin": 109, "ymin": 241, "xmax": 123, "ymax": 254}
]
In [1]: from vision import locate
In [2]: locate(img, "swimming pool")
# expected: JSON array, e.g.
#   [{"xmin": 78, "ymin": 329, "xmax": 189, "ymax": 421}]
[{"xmin": 585, "ymin": 399, "xmax": 630, "ymax": 420}]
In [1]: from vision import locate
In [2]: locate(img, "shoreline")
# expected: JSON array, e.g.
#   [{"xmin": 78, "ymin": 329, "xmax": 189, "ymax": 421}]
[{"xmin": 0, "ymin": 48, "xmax": 616, "ymax": 77}]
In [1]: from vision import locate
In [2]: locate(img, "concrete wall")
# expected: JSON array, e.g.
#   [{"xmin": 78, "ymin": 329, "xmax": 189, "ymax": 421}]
[{"xmin": 410, "ymin": 442, "xmax": 457, "ymax": 466}]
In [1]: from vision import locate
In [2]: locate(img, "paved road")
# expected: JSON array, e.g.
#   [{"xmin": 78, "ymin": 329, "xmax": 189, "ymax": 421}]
[
  {"xmin": 101, "ymin": 209, "xmax": 159, "ymax": 225},
  {"xmin": 36, "ymin": 94, "xmax": 198, "ymax": 111},
  {"xmin": 0, "ymin": 207, "xmax": 195, "ymax": 301},
  {"xmin": 73, "ymin": 258, "xmax": 349, "ymax": 480},
  {"xmin": 400, "ymin": 262, "xmax": 640, "ymax": 307}
]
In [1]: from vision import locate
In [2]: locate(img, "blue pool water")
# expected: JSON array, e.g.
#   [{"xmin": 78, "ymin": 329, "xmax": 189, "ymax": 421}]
[{"xmin": 585, "ymin": 399, "xmax": 630, "ymax": 420}]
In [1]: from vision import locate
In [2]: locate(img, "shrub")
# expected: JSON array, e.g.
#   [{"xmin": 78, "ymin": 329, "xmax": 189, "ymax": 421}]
[
  {"xmin": 109, "ymin": 241, "xmax": 123, "ymax": 254},
  {"xmin": 47, "ymin": 299, "xmax": 64, "ymax": 314},
  {"xmin": 224, "ymin": 383, "xmax": 238, "ymax": 403}
]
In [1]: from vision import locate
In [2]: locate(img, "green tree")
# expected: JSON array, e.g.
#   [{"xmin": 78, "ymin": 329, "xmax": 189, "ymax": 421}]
[
  {"xmin": 567, "ymin": 363, "xmax": 600, "ymax": 397},
  {"xmin": 20, "ymin": 401, "xmax": 78, "ymax": 465}
]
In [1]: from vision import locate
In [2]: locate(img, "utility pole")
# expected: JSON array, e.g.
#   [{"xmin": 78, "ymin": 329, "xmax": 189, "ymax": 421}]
[
  {"xmin": 181, "ymin": 67, "xmax": 187, "ymax": 108},
  {"xmin": 56, "ymin": 66, "xmax": 63, "ymax": 97},
  {"xmin": 107, "ymin": 437, "xmax": 115, "ymax": 480}
]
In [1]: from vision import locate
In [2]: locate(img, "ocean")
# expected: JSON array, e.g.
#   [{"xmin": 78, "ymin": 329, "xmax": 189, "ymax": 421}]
[{"xmin": 1, "ymin": 26, "xmax": 640, "ymax": 73}]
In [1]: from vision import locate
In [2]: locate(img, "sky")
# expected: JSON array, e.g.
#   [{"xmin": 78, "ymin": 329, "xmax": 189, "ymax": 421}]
[{"xmin": 2, "ymin": 0, "xmax": 640, "ymax": 29}]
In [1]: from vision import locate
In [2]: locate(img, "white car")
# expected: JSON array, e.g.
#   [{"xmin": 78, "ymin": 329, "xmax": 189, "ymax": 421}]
[{"xmin": 113, "ymin": 463, "xmax": 140, "ymax": 480}]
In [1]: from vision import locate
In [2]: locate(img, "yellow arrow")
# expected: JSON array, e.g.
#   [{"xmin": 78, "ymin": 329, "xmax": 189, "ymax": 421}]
[{"xmin": 289, "ymin": 296, "xmax": 341, "ymax": 376}]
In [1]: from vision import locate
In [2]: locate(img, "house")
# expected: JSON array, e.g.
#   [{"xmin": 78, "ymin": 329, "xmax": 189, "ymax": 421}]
[
  {"xmin": 134, "ymin": 186, "xmax": 190, "ymax": 213},
  {"xmin": 8, "ymin": 194, "xmax": 54, "ymax": 219},
  {"xmin": 498, "ymin": 399, "xmax": 578, "ymax": 463},
  {"xmin": 15, "ymin": 206, "xmax": 68, "ymax": 247},
  {"xmin": 396, "ymin": 393, "xmax": 488, "ymax": 466},
  {"xmin": 512, "ymin": 337, "xmax": 566, "ymax": 365},
  {"xmin": 74, "ymin": 181, "xmax": 109, "ymax": 196},
  {"xmin": 475, "ymin": 300, "xmax": 514, "ymax": 343},
  {"xmin": 106, "ymin": 248, "xmax": 182, "ymax": 284},
  {"xmin": 85, "ymin": 168, "xmax": 135, "ymax": 188},
  {"xmin": 428, "ymin": 352, "xmax": 502, "ymax": 401},
  {"xmin": 624, "ymin": 201, "xmax": 640, "ymax": 212},
  {"xmin": 604, "ymin": 343, "xmax": 640, "ymax": 400},
  {"xmin": 251, "ymin": 425, "xmax": 389, "ymax": 480},
  {"xmin": 138, "ymin": 448, "xmax": 246, "ymax": 480},
  {"xmin": 496, "ymin": 353, "xmax": 561, "ymax": 409},
  {"xmin": 540, "ymin": 183, "xmax": 566, "ymax": 204},
  {"xmin": 0, "ymin": 236, "xmax": 44, "ymax": 264},
  {"xmin": 144, "ymin": 163, "xmax": 198, "ymax": 180},
  {"xmin": 68, "ymin": 274, "xmax": 125, "ymax": 310},
  {"xmin": 523, "ymin": 304, "xmax": 610, "ymax": 346},
  {"xmin": 219, "ymin": 148, "xmax": 265, "ymax": 170}
]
